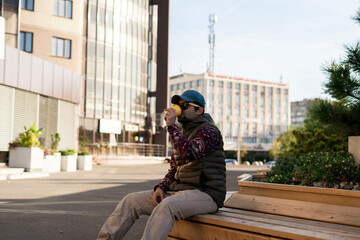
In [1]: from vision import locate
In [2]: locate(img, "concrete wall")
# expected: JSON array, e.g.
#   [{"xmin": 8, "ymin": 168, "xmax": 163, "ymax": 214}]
[
  {"xmin": 20, "ymin": 0, "xmax": 84, "ymax": 74},
  {"xmin": 349, "ymin": 136, "xmax": 360, "ymax": 165}
]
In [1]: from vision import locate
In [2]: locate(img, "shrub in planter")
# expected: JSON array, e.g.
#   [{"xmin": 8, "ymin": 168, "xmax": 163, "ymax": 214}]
[
  {"xmin": 266, "ymin": 151, "xmax": 360, "ymax": 190},
  {"xmin": 265, "ymin": 156, "xmax": 300, "ymax": 184},
  {"xmin": 51, "ymin": 133, "xmax": 61, "ymax": 152},
  {"xmin": 9, "ymin": 124, "xmax": 44, "ymax": 172},
  {"xmin": 17, "ymin": 123, "xmax": 43, "ymax": 148},
  {"xmin": 59, "ymin": 149, "xmax": 76, "ymax": 156}
]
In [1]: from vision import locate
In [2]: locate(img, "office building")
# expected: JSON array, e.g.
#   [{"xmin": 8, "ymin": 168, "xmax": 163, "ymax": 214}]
[
  {"xmin": 291, "ymin": 99, "xmax": 314, "ymax": 127},
  {"xmin": 1, "ymin": 0, "xmax": 170, "ymax": 157},
  {"xmin": 81, "ymin": 0, "xmax": 158, "ymax": 148},
  {"xmin": 169, "ymin": 73, "xmax": 290, "ymax": 151},
  {"xmin": 0, "ymin": 16, "xmax": 81, "ymax": 162},
  {"xmin": 80, "ymin": 0, "xmax": 169, "ymax": 156}
]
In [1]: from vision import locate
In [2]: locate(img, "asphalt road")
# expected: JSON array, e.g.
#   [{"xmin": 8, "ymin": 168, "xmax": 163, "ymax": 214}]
[{"xmin": 0, "ymin": 163, "xmax": 258, "ymax": 240}]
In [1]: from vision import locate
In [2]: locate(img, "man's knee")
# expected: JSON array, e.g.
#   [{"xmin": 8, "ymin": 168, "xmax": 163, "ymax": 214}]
[{"xmin": 156, "ymin": 198, "xmax": 185, "ymax": 220}]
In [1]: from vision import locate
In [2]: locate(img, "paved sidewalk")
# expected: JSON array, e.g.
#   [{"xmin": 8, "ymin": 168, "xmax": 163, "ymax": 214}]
[{"xmin": 0, "ymin": 163, "xmax": 258, "ymax": 240}]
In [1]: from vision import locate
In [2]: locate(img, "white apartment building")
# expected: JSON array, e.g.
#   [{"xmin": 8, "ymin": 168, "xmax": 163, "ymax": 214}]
[{"xmin": 169, "ymin": 73, "xmax": 290, "ymax": 151}]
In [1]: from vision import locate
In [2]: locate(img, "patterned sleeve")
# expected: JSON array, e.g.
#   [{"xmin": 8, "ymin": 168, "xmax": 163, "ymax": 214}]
[
  {"xmin": 167, "ymin": 123, "xmax": 220, "ymax": 161},
  {"xmin": 154, "ymin": 153, "xmax": 176, "ymax": 191}
]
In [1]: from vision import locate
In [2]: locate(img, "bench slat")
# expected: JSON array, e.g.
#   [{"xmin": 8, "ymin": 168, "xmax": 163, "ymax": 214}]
[
  {"xmin": 216, "ymin": 209, "xmax": 360, "ymax": 239},
  {"xmin": 188, "ymin": 213, "xmax": 360, "ymax": 240},
  {"xmin": 168, "ymin": 219, "xmax": 284, "ymax": 240},
  {"xmin": 224, "ymin": 193, "xmax": 360, "ymax": 227},
  {"xmin": 220, "ymin": 207, "xmax": 360, "ymax": 235}
]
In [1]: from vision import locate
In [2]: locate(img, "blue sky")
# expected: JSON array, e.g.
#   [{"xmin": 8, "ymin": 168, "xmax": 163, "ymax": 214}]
[{"xmin": 169, "ymin": 0, "xmax": 360, "ymax": 101}]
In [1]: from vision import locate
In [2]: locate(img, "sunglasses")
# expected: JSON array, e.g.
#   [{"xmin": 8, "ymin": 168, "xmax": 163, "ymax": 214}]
[{"xmin": 179, "ymin": 102, "xmax": 201, "ymax": 110}]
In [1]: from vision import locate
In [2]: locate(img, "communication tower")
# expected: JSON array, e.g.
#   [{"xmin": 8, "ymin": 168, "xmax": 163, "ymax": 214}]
[{"xmin": 208, "ymin": 14, "xmax": 217, "ymax": 74}]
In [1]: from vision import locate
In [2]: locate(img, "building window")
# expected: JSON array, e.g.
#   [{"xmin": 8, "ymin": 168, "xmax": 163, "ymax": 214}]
[
  {"xmin": 197, "ymin": 79, "xmax": 202, "ymax": 87},
  {"xmin": 20, "ymin": 32, "xmax": 33, "ymax": 53},
  {"xmin": 190, "ymin": 81, "xmax": 196, "ymax": 88},
  {"xmin": 218, "ymin": 81, "xmax": 223, "ymax": 88},
  {"xmin": 244, "ymin": 84, "xmax": 249, "ymax": 96},
  {"xmin": 22, "ymin": 0, "xmax": 34, "ymax": 11},
  {"xmin": 54, "ymin": 0, "xmax": 72, "ymax": 19},
  {"xmin": 52, "ymin": 37, "xmax": 71, "ymax": 58}
]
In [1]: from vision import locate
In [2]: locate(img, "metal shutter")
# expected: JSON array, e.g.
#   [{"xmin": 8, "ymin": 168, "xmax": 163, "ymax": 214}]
[
  {"xmin": 58, "ymin": 100, "xmax": 78, "ymax": 150},
  {"xmin": 13, "ymin": 89, "xmax": 39, "ymax": 142},
  {"xmin": 39, "ymin": 96, "xmax": 58, "ymax": 149},
  {"xmin": 0, "ymin": 85, "xmax": 14, "ymax": 151}
]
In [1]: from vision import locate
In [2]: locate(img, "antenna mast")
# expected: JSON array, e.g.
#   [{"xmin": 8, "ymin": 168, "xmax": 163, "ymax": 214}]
[{"xmin": 208, "ymin": 14, "xmax": 217, "ymax": 74}]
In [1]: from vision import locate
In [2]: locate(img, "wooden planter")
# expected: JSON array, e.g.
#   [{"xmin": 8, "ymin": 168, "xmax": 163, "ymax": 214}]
[
  {"xmin": 61, "ymin": 154, "xmax": 77, "ymax": 172},
  {"xmin": 225, "ymin": 180, "xmax": 360, "ymax": 227},
  {"xmin": 77, "ymin": 155, "xmax": 92, "ymax": 171},
  {"xmin": 9, "ymin": 147, "xmax": 44, "ymax": 172}
]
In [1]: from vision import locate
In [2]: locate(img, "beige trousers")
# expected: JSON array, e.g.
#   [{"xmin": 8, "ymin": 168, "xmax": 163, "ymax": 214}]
[{"xmin": 97, "ymin": 189, "xmax": 218, "ymax": 240}]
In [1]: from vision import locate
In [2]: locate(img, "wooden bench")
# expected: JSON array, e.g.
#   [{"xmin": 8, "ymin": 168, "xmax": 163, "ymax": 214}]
[{"xmin": 167, "ymin": 175, "xmax": 360, "ymax": 240}]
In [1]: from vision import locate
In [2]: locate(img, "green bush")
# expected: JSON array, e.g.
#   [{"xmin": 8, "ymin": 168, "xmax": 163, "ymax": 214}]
[
  {"xmin": 17, "ymin": 123, "xmax": 43, "ymax": 148},
  {"xmin": 51, "ymin": 133, "xmax": 61, "ymax": 151},
  {"xmin": 266, "ymin": 157, "xmax": 300, "ymax": 184},
  {"xmin": 266, "ymin": 151, "xmax": 360, "ymax": 189},
  {"xmin": 59, "ymin": 149, "xmax": 76, "ymax": 156},
  {"xmin": 77, "ymin": 151, "xmax": 90, "ymax": 156}
]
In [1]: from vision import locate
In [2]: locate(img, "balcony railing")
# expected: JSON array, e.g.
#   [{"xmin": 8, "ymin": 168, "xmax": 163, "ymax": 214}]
[{"xmin": 85, "ymin": 143, "xmax": 166, "ymax": 157}]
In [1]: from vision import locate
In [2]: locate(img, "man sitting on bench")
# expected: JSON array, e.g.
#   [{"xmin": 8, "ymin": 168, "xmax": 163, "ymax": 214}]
[{"xmin": 97, "ymin": 90, "xmax": 226, "ymax": 240}]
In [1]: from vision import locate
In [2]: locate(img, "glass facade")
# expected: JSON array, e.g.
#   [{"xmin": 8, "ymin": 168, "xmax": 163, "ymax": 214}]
[{"xmin": 83, "ymin": 0, "xmax": 157, "ymax": 144}]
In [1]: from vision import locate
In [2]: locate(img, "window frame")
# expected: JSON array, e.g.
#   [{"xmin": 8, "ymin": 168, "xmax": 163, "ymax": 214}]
[
  {"xmin": 22, "ymin": 0, "xmax": 34, "ymax": 11},
  {"xmin": 53, "ymin": 0, "xmax": 73, "ymax": 19},
  {"xmin": 52, "ymin": 36, "xmax": 72, "ymax": 59},
  {"xmin": 20, "ymin": 31, "xmax": 33, "ymax": 53}
]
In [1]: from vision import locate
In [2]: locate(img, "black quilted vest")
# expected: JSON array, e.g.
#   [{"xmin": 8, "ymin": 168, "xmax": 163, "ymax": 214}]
[{"xmin": 169, "ymin": 114, "xmax": 226, "ymax": 208}]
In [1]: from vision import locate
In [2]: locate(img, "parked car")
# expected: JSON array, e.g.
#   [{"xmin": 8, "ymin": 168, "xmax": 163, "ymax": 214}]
[
  {"xmin": 265, "ymin": 161, "xmax": 276, "ymax": 169},
  {"xmin": 225, "ymin": 159, "xmax": 239, "ymax": 165}
]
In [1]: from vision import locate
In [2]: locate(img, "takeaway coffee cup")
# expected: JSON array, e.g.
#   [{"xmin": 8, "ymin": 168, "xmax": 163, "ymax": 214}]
[{"xmin": 171, "ymin": 104, "xmax": 182, "ymax": 116}]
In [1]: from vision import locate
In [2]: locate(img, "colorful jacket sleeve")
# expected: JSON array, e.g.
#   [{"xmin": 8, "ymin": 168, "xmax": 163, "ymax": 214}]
[{"xmin": 155, "ymin": 123, "xmax": 220, "ymax": 191}]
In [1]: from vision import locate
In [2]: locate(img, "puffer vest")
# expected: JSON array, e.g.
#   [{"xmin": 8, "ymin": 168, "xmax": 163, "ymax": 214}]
[{"xmin": 169, "ymin": 114, "xmax": 226, "ymax": 208}]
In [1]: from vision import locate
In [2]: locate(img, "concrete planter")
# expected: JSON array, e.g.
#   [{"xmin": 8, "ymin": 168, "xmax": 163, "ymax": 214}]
[
  {"xmin": 225, "ymin": 180, "xmax": 360, "ymax": 227},
  {"xmin": 43, "ymin": 153, "xmax": 61, "ymax": 173},
  {"xmin": 9, "ymin": 147, "xmax": 44, "ymax": 172},
  {"xmin": 77, "ymin": 155, "xmax": 92, "ymax": 171},
  {"xmin": 61, "ymin": 154, "xmax": 78, "ymax": 172}
]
